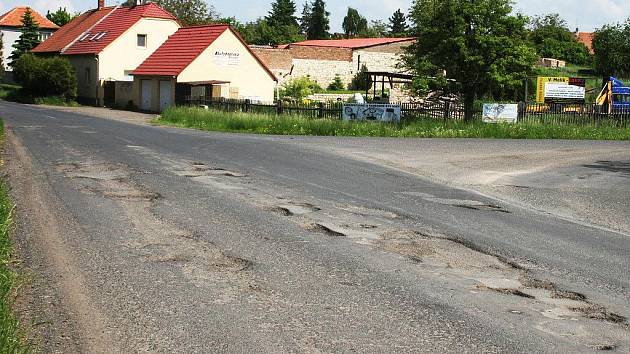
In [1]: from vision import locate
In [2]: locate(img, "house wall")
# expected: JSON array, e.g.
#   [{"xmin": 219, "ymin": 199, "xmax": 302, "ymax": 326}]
[
  {"xmin": 68, "ymin": 54, "xmax": 100, "ymax": 104},
  {"xmin": 1, "ymin": 27, "xmax": 55, "ymax": 71},
  {"xmin": 178, "ymin": 30, "xmax": 277, "ymax": 103},
  {"xmin": 98, "ymin": 18, "xmax": 179, "ymax": 82}
]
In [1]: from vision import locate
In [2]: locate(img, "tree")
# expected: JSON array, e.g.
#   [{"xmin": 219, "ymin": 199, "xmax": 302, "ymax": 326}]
[
  {"xmin": 267, "ymin": 0, "xmax": 299, "ymax": 28},
  {"xmin": 154, "ymin": 0, "xmax": 218, "ymax": 26},
  {"xmin": 389, "ymin": 9, "xmax": 408, "ymax": 37},
  {"xmin": 13, "ymin": 54, "xmax": 77, "ymax": 100},
  {"xmin": 404, "ymin": 0, "xmax": 537, "ymax": 121},
  {"xmin": 238, "ymin": 18, "xmax": 304, "ymax": 45},
  {"xmin": 342, "ymin": 8, "xmax": 368, "ymax": 38},
  {"xmin": 348, "ymin": 64, "xmax": 372, "ymax": 91},
  {"xmin": 327, "ymin": 75, "xmax": 344, "ymax": 90},
  {"xmin": 9, "ymin": 8, "xmax": 41, "ymax": 68},
  {"xmin": 46, "ymin": 7, "xmax": 74, "ymax": 27},
  {"xmin": 528, "ymin": 14, "xmax": 591, "ymax": 65},
  {"xmin": 592, "ymin": 20, "xmax": 630, "ymax": 77},
  {"xmin": 299, "ymin": 1, "xmax": 311, "ymax": 35},
  {"xmin": 0, "ymin": 33, "xmax": 4, "ymax": 74},
  {"xmin": 306, "ymin": 0, "xmax": 330, "ymax": 39},
  {"xmin": 360, "ymin": 20, "xmax": 388, "ymax": 38},
  {"xmin": 280, "ymin": 76, "xmax": 322, "ymax": 100}
]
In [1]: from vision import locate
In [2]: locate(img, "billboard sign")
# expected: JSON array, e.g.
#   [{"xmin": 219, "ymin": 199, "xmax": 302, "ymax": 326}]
[
  {"xmin": 342, "ymin": 104, "xmax": 401, "ymax": 123},
  {"xmin": 536, "ymin": 76, "xmax": 585, "ymax": 103},
  {"xmin": 482, "ymin": 104, "xmax": 519, "ymax": 123}
]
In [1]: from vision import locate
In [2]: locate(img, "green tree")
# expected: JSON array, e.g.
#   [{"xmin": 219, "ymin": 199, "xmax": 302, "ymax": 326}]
[
  {"xmin": 9, "ymin": 8, "xmax": 41, "ymax": 68},
  {"xmin": 154, "ymin": 0, "xmax": 218, "ymax": 26},
  {"xmin": 238, "ymin": 18, "xmax": 304, "ymax": 45},
  {"xmin": 280, "ymin": 76, "xmax": 322, "ymax": 99},
  {"xmin": 389, "ymin": 9, "xmax": 408, "ymax": 37},
  {"xmin": 360, "ymin": 20, "xmax": 388, "ymax": 38},
  {"xmin": 306, "ymin": 0, "xmax": 330, "ymax": 39},
  {"xmin": 327, "ymin": 75, "xmax": 344, "ymax": 90},
  {"xmin": 528, "ymin": 14, "xmax": 591, "ymax": 65},
  {"xmin": 299, "ymin": 1, "xmax": 311, "ymax": 35},
  {"xmin": 13, "ymin": 54, "xmax": 77, "ymax": 100},
  {"xmin": 267, "ymin": 0, "xmax": 299, "ymax": 28},
  {"xmin": 46, "ymin": 7, "xmax": 74, "ymax": 27},
  {"xmin": 592, "ymin": 20, "xmax": 630, "ymax": 77},
  {"xmin": 404, "ymin": 0, "xmax": 537, "ymax": 121},
  {"xmin": 348, "ymin": 64, "xmax": 372, "ymax": 91},
  {"xmin": 0, "ymin": 33, "xmax": 4, "ymax": 74},
  {"xmin": 342, "ymin": 8, "xmax": 368, "ymax": 38}
]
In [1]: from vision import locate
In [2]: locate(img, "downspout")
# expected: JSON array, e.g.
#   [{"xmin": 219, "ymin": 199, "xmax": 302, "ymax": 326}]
[{"xmin": 95, "ymin": 55, "xmax": 99, "ymax": 106}]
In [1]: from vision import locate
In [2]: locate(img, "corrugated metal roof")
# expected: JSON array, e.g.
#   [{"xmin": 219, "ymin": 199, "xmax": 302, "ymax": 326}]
[
  {"xmin": 32, "ymin": 6, "xmax": 115, "ymax": 53},
  {"xmin": 290, "ymin": 37, "xmax": 416, "ymax": 49},
  {"xmin": 132, "ymin": 25, "xmax": 277, "ymax": 81},
  {"xmin": 0, "ymin": 6, "xmax": 59, "ymax": 29}
]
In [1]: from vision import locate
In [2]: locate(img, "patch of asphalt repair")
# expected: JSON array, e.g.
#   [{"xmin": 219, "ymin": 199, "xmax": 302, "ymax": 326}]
[{"xmin": 123, "ymin": 144, "xmax": 630, "ymax": 352}]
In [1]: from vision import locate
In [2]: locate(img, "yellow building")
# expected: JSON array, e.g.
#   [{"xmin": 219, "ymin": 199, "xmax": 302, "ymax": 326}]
[{"xmin": 132, "ymin": 25, "xmax": 278, "ymax": 112}]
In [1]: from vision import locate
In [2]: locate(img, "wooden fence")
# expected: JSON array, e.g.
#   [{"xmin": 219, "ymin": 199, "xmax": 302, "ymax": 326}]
[{"xmin": 184, "ymin": 97, "xmax": 630, "ymax": 126}]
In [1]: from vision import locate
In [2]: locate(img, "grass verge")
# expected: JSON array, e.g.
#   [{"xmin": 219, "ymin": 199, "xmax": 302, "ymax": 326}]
[
  {"xmin": 0, "ymin": 84, "xmax": 78, "ymax": 107},
  {"xmin": 0, "ymin": 120, "xmax": 28, "ymax": 352},
  {"xmin": 156, "ymin": 107, "xmax": 630, "ymax": 140}
]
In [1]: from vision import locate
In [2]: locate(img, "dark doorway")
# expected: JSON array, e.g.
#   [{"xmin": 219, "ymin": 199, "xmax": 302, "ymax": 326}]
[{"xmin": 104, "ymin": 81, "xmax": 116, "ymax": 107}]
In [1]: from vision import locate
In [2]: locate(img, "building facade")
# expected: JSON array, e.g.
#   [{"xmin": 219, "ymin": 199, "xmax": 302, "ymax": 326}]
[
  {"xmin": 0, "ymin": 7, "xmax": 58, "ymax": 72},
  {"xmin": 251, "ymin": 38, "xmax": 415, "ymax": 88}
]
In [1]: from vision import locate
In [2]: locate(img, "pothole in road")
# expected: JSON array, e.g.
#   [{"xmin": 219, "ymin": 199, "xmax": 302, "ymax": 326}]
[
  {"xmin": 399, "ymin": 192, "xmax": 511, "ymax": 213},
  {"xmin": 305, "ymin": 223, "xmax": 346, "ymax": 237},
  {"xmin": 269, "ymin": 202, "xmax": 321, "ymax": 217}
]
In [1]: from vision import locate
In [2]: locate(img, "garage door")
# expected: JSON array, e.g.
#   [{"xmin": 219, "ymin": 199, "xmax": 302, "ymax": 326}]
[
  {"xmin": 159, "ymin": 80, "xmax": 172, "ymax": 112},
  {"xmin": 141, "ymin": 80, "xmax": 152, "ymax": 111}
]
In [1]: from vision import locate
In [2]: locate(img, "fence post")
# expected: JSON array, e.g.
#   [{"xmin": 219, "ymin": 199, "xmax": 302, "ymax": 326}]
[
  {"xmin": 219, "ymin": 97, "xmax": 225, "ymax": 111},
  {"xmin": 244, "ymin": 99, "xmax": 251, "ymax": 113},
  {"xmin": 276, "ymin": 100, "xmax": 283, "ymax": 115},
  {"xmin": 443, "ymin": 101, "xmax": 451, "ymax": 121},
  {"xmin": 318, "ymin": 102, "xmax": 324, "ymax": 118}
]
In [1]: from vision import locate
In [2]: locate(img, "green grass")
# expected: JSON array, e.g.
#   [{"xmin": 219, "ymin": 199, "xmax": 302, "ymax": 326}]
[
  {"xmin": 0, "ymin": 120, "xmax": 28, "ymax": 353},
  {"xmin": 156, "ymin": 107, "xmax": 630, "ymax": 140},
  {"xmin": 0, "ymin": 84, "xmax": 78, "ymax": 107}
]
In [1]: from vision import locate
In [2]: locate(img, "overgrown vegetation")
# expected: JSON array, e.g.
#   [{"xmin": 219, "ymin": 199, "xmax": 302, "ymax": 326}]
[
  {"xmin": 157, "ymin": 107, "xmax": 630, "ymax": 140},
  {"xmin": 327, "ymin": 75, "xmax": 344, "ymax": 91},
  {"xmin": 11, "ymin": 54, "xmax": 77, "ymax": 104},
  {"xmin": 593, "ymin": 20, "xmax": 630, "ymax": 78},
  {"xmin": 0, "ymin": 120, "xmax": 28, "ymax": 353},
  {"xmin": 528, "ymin": 14, "xmax": 592, "ymax": 65},
  {"xmin": 279, "ymin": 76, "xmax": 322, "ymax": 100}
]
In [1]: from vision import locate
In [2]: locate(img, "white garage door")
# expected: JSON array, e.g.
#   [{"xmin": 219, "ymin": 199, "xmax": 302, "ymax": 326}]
[
  {"xmin": 141, "ymin": 80, "xmax": 152, "ymax": 111},
  {"xmin": 159, "ymin": 80, "xmax": 172, "ymax": 112}
]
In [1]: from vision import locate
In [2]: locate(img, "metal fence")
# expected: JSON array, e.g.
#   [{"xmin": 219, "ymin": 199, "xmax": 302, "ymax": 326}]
[{"xmin": 184, "ymin": 97, "xmax": 630, "ymax": 126}]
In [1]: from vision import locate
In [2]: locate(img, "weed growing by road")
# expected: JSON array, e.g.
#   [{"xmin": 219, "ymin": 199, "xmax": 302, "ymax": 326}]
[
  {"xmin": 0, "ymin": 120, "xmax": 28, "ymax": 353},
  {"xmin": 157, "ymin": 107, "xmax": 630, "ymax": 140}
]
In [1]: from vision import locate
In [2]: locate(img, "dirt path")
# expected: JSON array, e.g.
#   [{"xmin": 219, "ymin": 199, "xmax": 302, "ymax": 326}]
[{"xmin": 5, "ymin": 128, "xmax": 119, "ymax": 353}]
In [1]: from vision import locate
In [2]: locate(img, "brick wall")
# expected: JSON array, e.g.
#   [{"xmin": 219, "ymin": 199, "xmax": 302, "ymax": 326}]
[{"xmin": 290, "ymin": 45, "xmax": 353, "ymax": 61}]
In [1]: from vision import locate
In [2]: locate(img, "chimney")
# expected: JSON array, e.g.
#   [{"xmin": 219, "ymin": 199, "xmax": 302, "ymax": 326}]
[{"xmin": 98, "ymin": 0, "xmax": 105, "ymax": 9}]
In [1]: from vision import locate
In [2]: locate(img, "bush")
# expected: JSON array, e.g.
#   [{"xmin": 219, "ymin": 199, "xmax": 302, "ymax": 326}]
[
  {"xmin": 12, "ymin": 54, "xmax": 76, "ymax": 100},
  {"xmin": 327, "ymin": 75, "xmax": 345, "ymax": 91},
  {"xmin": 279, "ymin": 76, "xmax": 322, "ymax": 100},
  {"xmin": 348, "ymin": 64, "xmax": 372, "ymax": 91}
]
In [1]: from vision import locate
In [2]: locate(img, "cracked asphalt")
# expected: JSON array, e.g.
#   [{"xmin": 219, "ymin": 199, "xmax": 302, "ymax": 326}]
[{"xmin": 1, "ymin": 101, "xmax": 629, "ymax": 353}]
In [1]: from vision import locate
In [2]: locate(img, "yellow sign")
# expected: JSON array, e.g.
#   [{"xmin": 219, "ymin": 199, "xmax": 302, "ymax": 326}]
[{"xmin": 536, "ymin": 77, "xmax": 569, "ymax": 103}]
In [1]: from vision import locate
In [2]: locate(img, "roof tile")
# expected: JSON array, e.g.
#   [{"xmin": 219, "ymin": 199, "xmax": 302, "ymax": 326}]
[{"xmin": 0, "ymin": 6, "xmax": 59, "ymax": 29}]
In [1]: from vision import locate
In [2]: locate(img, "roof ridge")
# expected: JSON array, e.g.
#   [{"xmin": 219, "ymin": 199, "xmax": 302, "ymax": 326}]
[{"xmin": 180, "ymin": 23, "xmax": 230, "ymax": 29}]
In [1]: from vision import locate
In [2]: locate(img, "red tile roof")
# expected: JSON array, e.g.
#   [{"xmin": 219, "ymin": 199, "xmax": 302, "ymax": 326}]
[
  {"xmin": 290, "ymin": 37, "xmax": 416, "ymax": 49},
  {"xmin": 32, "ymin": 6, "xmax": 115, "ymax": 53},
  {"xmin": 0, "ymin": 6, "xmax": 59, "ymax": 29},
  {"xmin": 133, "ymin": 25, "xmax": 277, "ymax": 81},
  {"xmin": 63, "ymin": 3, "xmax": 177, "ymax": 55},
  {"xmin": 576, "ymin": 32, "xmax": 594, "ymax": 54}
]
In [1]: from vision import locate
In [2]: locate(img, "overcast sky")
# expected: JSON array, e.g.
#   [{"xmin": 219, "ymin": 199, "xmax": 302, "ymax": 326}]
[{"xmin": 2, "ymin": 0, "xmax": 629, "ymax": 32}]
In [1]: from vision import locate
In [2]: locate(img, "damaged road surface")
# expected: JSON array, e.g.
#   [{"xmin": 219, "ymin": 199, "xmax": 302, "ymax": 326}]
[{"xmin": 1, "ymin": 101, "xmax": 629, "ymax": 353}]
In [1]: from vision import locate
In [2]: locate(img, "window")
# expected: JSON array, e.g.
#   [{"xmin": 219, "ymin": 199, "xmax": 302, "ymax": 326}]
[
  {"xmin": 78, "ymin": 32, "xmax": 91, "ymax": 41},
  {"xmin": 137, "ymin": 34, "xmax": 147, "ymax": 47},
  {"xmin": 85, "ymin": 68, "xmax": 91, "ymax": 85},
  {"xmin": 39, "ymin": 32, "xmax": 51, "ymax": 41}
]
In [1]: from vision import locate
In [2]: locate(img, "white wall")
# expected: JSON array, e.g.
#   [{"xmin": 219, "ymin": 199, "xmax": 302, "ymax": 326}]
[
  {"xmin": 98, "ymin": 18, "xmax": 179, "ymax": 82},
  {"xmin": 178, "ymin": 30, "xmax": 277, "ymax": 102},
  {"xmin": 1, "ymin": 27, "xmax": 55, "ymax": 71}
]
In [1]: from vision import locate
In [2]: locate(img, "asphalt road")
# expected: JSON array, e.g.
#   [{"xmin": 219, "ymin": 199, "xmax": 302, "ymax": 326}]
[{"xmin": 1, "ymin": 101, "xmax": 629, "ymax": 353}]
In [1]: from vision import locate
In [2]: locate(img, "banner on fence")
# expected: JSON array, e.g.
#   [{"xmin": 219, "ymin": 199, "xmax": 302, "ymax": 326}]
[
  {"xmin": 482, "ymin": 104, "xmax": 519, "ymax": 123},
  {"xmin": 342, "ymin": 104, "xmax": 401, "ymax": 123},
  {"xmin": 536, "ymin": 76, "xmax": 586, "ymax": 103}
]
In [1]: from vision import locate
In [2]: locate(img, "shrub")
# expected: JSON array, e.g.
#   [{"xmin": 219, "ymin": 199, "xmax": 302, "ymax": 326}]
[
  {"xmin": 12, "ymin": 54, "xmax": 77, "ymax": 100},
  {"xmin": 327, "ymin": 75, "xmax": 345, "ymax": 91},
  {"xmin": 348, "ymin": 64, "xmax": 372, "ymax": 91},
  {"xmin": 279, "ymin": 76, "xmax": 322, "ymax": 100}
]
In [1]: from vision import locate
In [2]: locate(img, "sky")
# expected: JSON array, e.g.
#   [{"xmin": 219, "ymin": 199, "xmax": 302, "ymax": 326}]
[{"xmin": 1, "ymin": 0, "xmax": 629, "ymax": 32}]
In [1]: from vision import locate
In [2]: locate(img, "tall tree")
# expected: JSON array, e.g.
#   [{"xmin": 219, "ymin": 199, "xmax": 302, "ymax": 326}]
[
  {"xmin": 342, "ymin": 8, "xmax": 368, "ymax": 38},
  {"xmin": 404, "ymin": 0, "xmax": 536, "ymax": 121},
  {"xmin": 0, "ymin": 32, "xmax": 4, "ymax": 74},
  {"xmin": 267, "ymin": 0, "xmax": 299, "ymax": 28},
  {"xmin": 299, "ymin": 1, "xmax": 311, "ymax": 35},
  {"xmin": 592, "ymin": 20, "xmax": 630, "ymax": 77},
  {"xmin": 306, "ymin": 0, "xmax": 330, "ymax": 39},
  {"xmin": 46, "ymin": 7, "xmax": 74, "ymax": 27},
  {"xmin": 361, "ymin": 20, "xmax": 388, "ymax": 38},
  {"xmin": 9, "ymin": 8, "xmax": 41, "ymax": 68},
  {"xmin": 528, "ymin": 13, "xmax": 591, "ymax": 65},
  {"xmin": 154, "ymin": 0, "xmax": 218, "ymax": 26},
  {"xmin": 389, "ymin": 9, "xmax": 408, "ymax": 37}
]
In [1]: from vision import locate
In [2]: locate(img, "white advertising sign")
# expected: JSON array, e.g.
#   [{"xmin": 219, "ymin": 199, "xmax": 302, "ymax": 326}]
[
  {"xmin": 213, "ymin": 51, "xmax": 240, "ymax": 66},
  {"xmin": 482, "ymin": 104, "xmax": 518, "ymax": 123},
  {"xmin": 342, "ymin": 104, "xmax": 401, "ymax": 123},
  {"xmin": 544, "ymin": 82, "xmax": 585, "ymax": 100}
]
